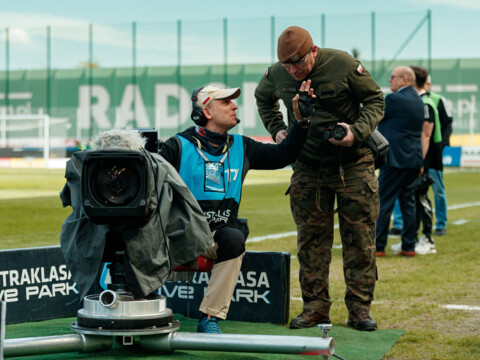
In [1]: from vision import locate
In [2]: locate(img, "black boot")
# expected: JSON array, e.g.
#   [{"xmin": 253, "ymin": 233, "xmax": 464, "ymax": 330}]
[
  {"xmin": 289, "ymin": 309, "xmax": 331, "ymax": 329},
  {"xmin": 347, "ymin": 307, "xmax": 377, "ymax": 331}
]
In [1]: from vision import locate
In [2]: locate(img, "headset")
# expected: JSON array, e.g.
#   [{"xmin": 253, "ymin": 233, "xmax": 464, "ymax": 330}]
[{"xmin": 191, "ymin": 87, "xmax": 207, "ymax": 127}]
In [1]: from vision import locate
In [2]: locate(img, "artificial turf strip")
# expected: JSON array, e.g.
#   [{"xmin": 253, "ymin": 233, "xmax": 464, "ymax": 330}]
[{"xmin": 5, "ymin": 314, "xmax": 404, "ymax": 359}]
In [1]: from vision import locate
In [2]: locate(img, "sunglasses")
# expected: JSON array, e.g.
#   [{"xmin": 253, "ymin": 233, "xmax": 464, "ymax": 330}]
[{"xmin": 281, "ymin": 47, "xmax": 313, "ymax": 68}]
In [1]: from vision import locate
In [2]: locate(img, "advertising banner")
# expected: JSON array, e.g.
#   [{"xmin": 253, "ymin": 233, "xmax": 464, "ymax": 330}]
[
  {"xmin": 0, "ymin": 246, "xmax": 79, "ymax": 325},
  {"xmin": 158, "ymin": 251, "xmax": 290, "ymax": 325},
  {"xmin": 1, "ymin": 59, "xmax": 479, "ymax": 149},
  {"xmin": 1, "ymin": 247, "xmax": 290, "ymax": 325},
  {"xmin": 461, "ymin": 146, "xmax": 480, "ymax": 167},
  {"xmin": 443, "ymin": 146, "xmax": 462, "ymax": 167}
]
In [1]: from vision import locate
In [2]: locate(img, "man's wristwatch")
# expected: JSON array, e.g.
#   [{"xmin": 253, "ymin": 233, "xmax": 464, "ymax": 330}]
[{"xmin": 298, "ymin": 118, "xmax": 310, "ymax": 129}]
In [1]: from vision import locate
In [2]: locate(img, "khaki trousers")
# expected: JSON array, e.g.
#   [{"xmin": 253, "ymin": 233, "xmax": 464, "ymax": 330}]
[{"xmin": 199, "ymin": 253, "xmax": 244, "ymax": 319}]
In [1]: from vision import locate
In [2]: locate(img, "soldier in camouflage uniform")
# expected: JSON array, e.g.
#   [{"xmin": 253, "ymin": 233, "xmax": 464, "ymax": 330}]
[{"xmin": 255, "ymin": 26, "xmax": 384, "ymax": 331}]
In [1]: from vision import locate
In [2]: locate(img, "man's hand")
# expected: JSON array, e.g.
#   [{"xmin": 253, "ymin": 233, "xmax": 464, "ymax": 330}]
[
  {"xmin": 328, "ymin": 122, "xmax": 354, "ymax": 147},
  {"xmin": 277, "ymin": 80, "xmax": 314, "ymax": 144},
  {"xmin": 275, "ymin": 129, "xmax": 288, "ymax": 144},
  {"xmin": 292, "ymin": 79, "xmax": 315, "ymax": 124}
]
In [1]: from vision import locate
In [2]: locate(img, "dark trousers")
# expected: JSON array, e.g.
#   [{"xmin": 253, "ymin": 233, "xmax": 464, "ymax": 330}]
[
  {"xmin": 376, "ymin": 166, "xmax": 419, "ymax": 252},
  {"xmin": 214, "ymin": 226, "xmax": 245, "ymax": 263}
]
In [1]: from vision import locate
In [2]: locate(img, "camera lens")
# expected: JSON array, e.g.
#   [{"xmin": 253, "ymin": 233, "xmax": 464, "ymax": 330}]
[
  {"xmin": 90, "ymin": 160, "xmax": 141, "ymax": 206},
  {"xmin": 331, "ymin": 124, "xmax": 347, "ymax": 140}
]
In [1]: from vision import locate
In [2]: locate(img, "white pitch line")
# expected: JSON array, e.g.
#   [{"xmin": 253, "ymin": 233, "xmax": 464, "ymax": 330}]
[
  {"xmin": 248, "ymin": 201, "xmax": 480, "ymax": 244},
  {"xmin": 452, "ymin": 219, "xmax": 469, "ymax": 225},
  {"xmin": 247, "ymin": 231, "xmax": 297, "ymax": 243},
  {"xmin": 249, "ymin": 224, "xmax": 339, "ymax": 243},
  {"xmin": 444, "ymin": 305, "xmax": 480, "ymax": 311},
  {"xmin": 447, "ymin": 201, "xmax": 480, "ymax": 210}
]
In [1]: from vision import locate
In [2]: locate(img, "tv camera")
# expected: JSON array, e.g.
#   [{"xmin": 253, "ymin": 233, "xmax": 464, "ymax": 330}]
[{"xmin": 70, "ymin": 128, "xmax": 182, "ymax": 341}]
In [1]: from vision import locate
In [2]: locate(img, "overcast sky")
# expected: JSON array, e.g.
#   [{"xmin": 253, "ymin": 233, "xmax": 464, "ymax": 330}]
[{"xmin": 1, "ymin": 0, "xmax": 479, "ymax": 63}]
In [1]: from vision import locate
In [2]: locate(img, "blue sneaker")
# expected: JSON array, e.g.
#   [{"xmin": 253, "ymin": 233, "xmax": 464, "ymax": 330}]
[{"xmin": 197, "ymin": 314, "xmax": 221, "ymax": 333}]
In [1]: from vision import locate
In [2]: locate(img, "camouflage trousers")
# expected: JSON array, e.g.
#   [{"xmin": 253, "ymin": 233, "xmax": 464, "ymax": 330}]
[{"xmin": 290, "ymin": 155, "xmax": 379, "ymax": 315}]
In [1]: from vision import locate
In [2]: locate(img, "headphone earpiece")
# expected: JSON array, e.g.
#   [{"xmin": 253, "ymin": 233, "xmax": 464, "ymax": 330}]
[{"xmin": 191, "ymin": 87, "xmax": 207, "ymax": 127}]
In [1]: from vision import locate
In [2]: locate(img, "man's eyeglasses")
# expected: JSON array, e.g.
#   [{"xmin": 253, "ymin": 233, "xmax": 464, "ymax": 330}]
[
  {"xmin": 281, "ymin": 47, "xmax": 313, "ymax": 68},
  {"xmin": 389, "ymin": 75, "xmax": 403, "ymax": 80}
]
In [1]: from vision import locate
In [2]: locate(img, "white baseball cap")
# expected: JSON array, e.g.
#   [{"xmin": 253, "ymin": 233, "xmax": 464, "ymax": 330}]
[{"xmin": 196, "ymin": 86, "xmax": 241, "ymax": 108}]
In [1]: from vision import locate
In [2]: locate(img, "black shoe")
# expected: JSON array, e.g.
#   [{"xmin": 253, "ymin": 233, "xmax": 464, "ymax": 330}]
[
  {"xmin": 347, "ymin": 308, "xmax": 377, "ymax": 331},
  {"xmin": 289, "ymin": 309, "xmax": 331, "ymax": 329},
  {"xmin": 388, "ymin": 227, "xmax": 402, "ymax": 236},
  {"xmin": 433, "ymin": 228, "xmax": 446, "ymax": 236}
]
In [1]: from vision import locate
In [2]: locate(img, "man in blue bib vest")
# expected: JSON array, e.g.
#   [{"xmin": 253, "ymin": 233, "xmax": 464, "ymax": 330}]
[{"xmin": 160, "ymin": 83, "xmax": 311, "ymax": 333}]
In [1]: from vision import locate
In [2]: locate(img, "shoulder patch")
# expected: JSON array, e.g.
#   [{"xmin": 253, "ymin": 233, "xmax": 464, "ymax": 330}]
[
  {"xmin": 356, "ymin": 64, "xmax": 364, "ymax": 74},
  {"xmin": 265, "ymin": 67, "xmax": 270, "ymax": 77}
]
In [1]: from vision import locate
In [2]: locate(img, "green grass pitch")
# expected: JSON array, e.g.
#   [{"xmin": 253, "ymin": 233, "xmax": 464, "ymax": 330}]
[{"xmin": 1, "ymin": 167, "xmax": 480, "ymax": 359}]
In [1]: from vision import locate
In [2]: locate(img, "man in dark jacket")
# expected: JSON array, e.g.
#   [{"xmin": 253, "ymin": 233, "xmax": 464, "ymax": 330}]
[
  {"xmin": 255, "ymin": 26, "xmax": 384, "ymax": 331},
  {"xmin": 376, "ymin": 66, "xmax": 425, "ymax": 257},
  {"xmin": 160, "ymin": 83, "xmax": 311, "ymax": 333},
  {"xmin": 389, "ymin": 73, "xmax": 453, "ymax": 239}
]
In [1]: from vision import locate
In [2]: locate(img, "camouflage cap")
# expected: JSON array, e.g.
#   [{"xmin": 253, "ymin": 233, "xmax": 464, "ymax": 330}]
[{"xmin": 277, "ymin": 26, "xmax": 313, "ymax": 63}]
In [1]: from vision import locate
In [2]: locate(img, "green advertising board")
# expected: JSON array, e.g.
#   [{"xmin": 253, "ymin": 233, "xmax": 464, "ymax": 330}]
[{"xmin": 0, "ymin": 59, "xmax": 478, "ymax": 148}]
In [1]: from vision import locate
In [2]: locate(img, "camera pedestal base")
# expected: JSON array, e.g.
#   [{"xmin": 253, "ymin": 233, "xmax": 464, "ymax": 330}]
[
  {"xmin": 4, "ymin": 290, "xmax": 335, "ymax": 358},
  {"xmin": 71, "ymin": 290, "xmax": 180, "ymax": 338}
]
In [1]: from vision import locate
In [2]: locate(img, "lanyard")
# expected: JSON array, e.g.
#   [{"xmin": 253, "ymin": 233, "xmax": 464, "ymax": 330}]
[{"xmin": 194, "ymin": 142, "xmax": 230, "ymax": 193}]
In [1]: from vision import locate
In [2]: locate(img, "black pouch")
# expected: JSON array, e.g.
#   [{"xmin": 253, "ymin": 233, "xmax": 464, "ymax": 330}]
[
  {"xmin": 364, "ymin": 129, "xmax": 389, "ymax": 169},
  {"xmin": 414, "ymin": 173, "xmax": 435, "ymax": 196}
]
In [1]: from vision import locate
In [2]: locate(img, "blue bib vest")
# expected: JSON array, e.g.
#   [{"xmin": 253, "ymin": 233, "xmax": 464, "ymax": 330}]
[{"xmin": 176, "ymin": 134, "xmax": 244, "ymax": 230}]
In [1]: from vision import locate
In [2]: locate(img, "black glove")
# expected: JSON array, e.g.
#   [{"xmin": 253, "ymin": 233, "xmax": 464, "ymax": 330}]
[{"xmin": 298, "ymin": 91, "xmax": 316, "ymax": 118}]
